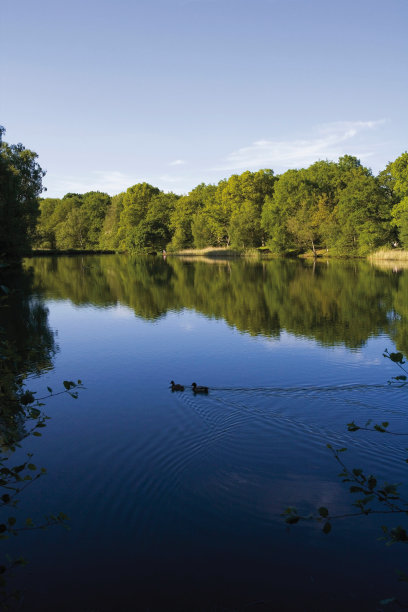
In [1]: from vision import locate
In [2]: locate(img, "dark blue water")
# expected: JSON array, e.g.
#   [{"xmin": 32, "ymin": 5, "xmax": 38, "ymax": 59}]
[{"xmin": 4, "ymin": 256, "xmax": 408, "ymax": 610}]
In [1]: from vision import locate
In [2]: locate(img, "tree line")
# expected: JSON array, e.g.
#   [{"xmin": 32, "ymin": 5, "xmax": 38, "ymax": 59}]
[{"xmin": 2, "ymin": 125, "xmax": 408, "ymax": 257}]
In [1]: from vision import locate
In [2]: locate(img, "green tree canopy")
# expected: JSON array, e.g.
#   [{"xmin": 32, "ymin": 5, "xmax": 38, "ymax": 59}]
[
  {"xmin": 262, "ymin": 157, "xmax": 392, "ymax": 256},
  {"xmin": 389, "ymin": 152, "xmax": 408, "ymax": 247},
  {"xmin": 0, "ymin": 127, "xmax": 45, "ymax": 256},
  {"xmin": 81, "ymin": 191, "xmax": 111, "ymax": 248},
  {"xmin": 168, "ymin": 183, "xmax": 216, "ymax": 250},
  {"xmin": 99, "ymin": 192, "xmax": 125, "ymax": 250}
]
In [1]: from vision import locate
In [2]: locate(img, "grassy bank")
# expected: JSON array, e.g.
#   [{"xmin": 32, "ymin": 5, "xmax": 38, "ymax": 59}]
[
  {"xmin": 170, "ymin": 246, "xmax": 280, "ymax": 259},
  {"xmin": 26, "ymin": 247, "xmax": 407, "ymax": 262},
  {"xmin": 368, "ymin": 249, "xmax": 408, "ymax": 262},
  {"xmin": 171, "ymin": 247, "xmax": 243, "ymax": 258},
  {"xmin": 28, "ymin": 249, "xmax": 116, "ymax": 256}
]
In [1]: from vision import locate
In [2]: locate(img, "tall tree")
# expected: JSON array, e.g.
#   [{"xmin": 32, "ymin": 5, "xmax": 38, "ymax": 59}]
[
  {"xmin": 0, "ymin": 127, "xmax": 45, "ymax": 256},
  {"xmin": 81, "ymin": 191, "xmax": 111, "ymax": 248},
  {"xmin": 99, "ymin": 192, "xmax": 125, "ymax": 250},
  {"xmin": 262, "ymin": 157, "xmax": 392, "ymax": 256},
  {"xmin": 34, "ymin": 198, "xmax": 60, "ymax": 249},
  {"xmin": 215, "ymin": 169, "xmax": 276, "ymax": 248},
  {"xmin": 334, "ymin": 174, "xmax": 392, "ymax": 255},
  {"xmin": 389, "ymin": 152, "xmax": 408, "ymax": 247},
  {"xmin": 55, "ymin": 207, "xmax": 89, "ymax": 249},
  {"xmin": 117, "ymin": 183, "xmax": 161, "ymax": 251},
  {"xmin": 168, "ymin": 183, "xmax": 216, "ymax": 250},
  {"xmin": 262, "ymin": 169, "xmax": 311, "ymax": 253},
  {"xmin": 132, "ymin": 192, "xmax": 178, "ymax": 251},
  {"xmin": 50, "ymin": 195, "xmax": 82, "ymax": 249}
]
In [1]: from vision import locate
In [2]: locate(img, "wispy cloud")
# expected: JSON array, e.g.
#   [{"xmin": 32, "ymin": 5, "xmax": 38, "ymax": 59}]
[
  {"xmin": 44, "ymin": 168, "xmax": 194, "ymax": 198},
  {"xmin": 44, "ymin": 170, "xmax": 138, "ymax": 198},
  {"xmin": 216, "ymin": 120, "xmax": 386, "ymax": 171},
  {"xmin": 158, "ymin": 173, "xmax": 185, "ymax": 183},
  {"xmin": 169, "ymin": 159, "xmax": 186, "ymax": 166},
  {"xmin": 92, "ymin": 171, "xmax": 138, "ymax": 192}
]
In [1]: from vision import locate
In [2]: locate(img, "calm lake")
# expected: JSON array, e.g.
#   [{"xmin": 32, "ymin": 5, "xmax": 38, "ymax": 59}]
[{"xmin": 3, "ymin": 254, "xmax": 408, "ymax": 611}]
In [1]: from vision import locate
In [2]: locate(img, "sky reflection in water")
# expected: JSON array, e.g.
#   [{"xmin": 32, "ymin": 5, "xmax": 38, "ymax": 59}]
[{"xmin": 8, "ymin": 256, "xmax": 408, "ymax": 611}]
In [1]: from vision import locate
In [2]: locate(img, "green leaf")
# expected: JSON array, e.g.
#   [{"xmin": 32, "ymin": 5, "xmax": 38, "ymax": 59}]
[
  {"xmin": 384, "ymin": 483, "xmax": 399, "ymax": 495},
  {"xmin": 397, "ymin": 570, "xmax": 408, "ymax": 583},
  {"xmin": 20, "ymin": 391, "xmax": 35, "ymax": 406},
  {"xmin": 368, "ymin": 476, "xmax": 377, "ymax": 490},
  {"xmin": 318, "ymin": 507, "xmax": 329, "ymax": 518},
  {"xmin": 32, "ymin": 432, "xmax": 42, "ymax": 437},
  {"xmin": 360, "ymin": 495, "xmax": 374, "ymax": 506},
  {"xmin": 388, "ymin": 352, "xmax": 405, "ymax": 364},
  {"xmin": 390, "ymin": 526, "xmax": 408, "ymax": 542},
  {"xmin": 14, "ymin": 556, "xmax": 27, "ymax": 566},
  {"xmin": 13, "ymin": 464, "xmax": 26, "ymax": 473},
  {"xmin": 352, "ymin": 468, "xmax": 363, "ymax": 477},
  {"xmin": 285, "ymin": 516, "xmax": 300, "ymax": 525},
  {"xmin": 322, "ymin": 522, "xmax": 331, "ymax": 534}
]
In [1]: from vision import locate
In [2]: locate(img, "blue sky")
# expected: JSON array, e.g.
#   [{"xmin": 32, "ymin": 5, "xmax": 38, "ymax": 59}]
[{"xmin": 2, "ymin": 0, "xmax": 407, "ymax": 197}]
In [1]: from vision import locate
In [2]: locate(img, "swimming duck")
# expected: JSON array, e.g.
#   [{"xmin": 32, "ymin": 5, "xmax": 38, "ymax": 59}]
[
  {"xmin": 192, "ymin": 382, "xmax": 209, "ymax": 394},
  {"xmin": 170, "ymin": 380, "xmax": 184, "ymax": 392}
]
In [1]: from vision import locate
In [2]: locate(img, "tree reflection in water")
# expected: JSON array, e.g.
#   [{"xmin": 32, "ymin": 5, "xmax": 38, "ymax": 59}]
[{"xmin": 23, "ymin": 254, "xmax": 408, "ymax": 352}]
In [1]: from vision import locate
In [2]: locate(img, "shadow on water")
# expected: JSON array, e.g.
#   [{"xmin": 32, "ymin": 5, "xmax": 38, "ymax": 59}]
[
  {"xmin": 0, "ymin": 264, "xmax": 57, "ymax": 443},
  {"xmin": 0, "ymin": 264, "xmax": 61, "ymax": 607}
]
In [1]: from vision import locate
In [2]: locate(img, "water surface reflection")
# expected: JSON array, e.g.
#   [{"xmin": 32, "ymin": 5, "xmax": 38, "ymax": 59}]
[
  {"xmin": 23, "ymin": 255, "xmax": 408, "ymax": 350},
  {"xmin": 9, "ymin": 255, "xmax": 408, "ymax": 610}
]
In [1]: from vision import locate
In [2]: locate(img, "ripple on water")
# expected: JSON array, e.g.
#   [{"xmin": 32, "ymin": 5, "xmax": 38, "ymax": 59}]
[{"xmin": 74, "ymin": 381, "xmax": 408, "ymax": 538}]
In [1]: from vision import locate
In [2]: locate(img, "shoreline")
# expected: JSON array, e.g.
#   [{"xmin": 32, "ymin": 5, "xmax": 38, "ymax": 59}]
[{"xmin": 15, "ymin": 247, "xmax": 408, "ymax": 263}]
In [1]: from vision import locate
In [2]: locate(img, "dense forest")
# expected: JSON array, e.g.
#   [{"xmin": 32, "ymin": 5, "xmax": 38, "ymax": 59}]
[{"xmin": 1, "ymin": 125, "xmax": 408, "ymax": 257}]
